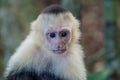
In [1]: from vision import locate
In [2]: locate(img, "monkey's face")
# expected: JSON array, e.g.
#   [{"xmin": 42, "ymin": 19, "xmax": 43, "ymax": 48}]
[
  {"xmin": 46, "ymin": 27, "xmax": 71, "ymax": 54},
  {"xmin": 40, "ymin": 13, "xmax": 74, "ymax": 54}
]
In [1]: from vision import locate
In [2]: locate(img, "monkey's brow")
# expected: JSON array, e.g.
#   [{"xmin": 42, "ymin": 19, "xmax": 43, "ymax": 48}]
[
  {"xmin": 61, "ymin": 29, "xmax": 69, "ymax": 31},
  {"xmin": 47, "ymin": 31, "xmax": 57, "ymax": 34}
]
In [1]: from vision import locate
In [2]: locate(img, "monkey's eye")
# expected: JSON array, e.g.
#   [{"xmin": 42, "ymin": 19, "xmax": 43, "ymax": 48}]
[
  {"xmin": 49, "ymin": 32, "xmax": 56, "ymax": 38},
  {"xmin": 60, "ymin": 31, "xmax": 67, "ymax": 37}
]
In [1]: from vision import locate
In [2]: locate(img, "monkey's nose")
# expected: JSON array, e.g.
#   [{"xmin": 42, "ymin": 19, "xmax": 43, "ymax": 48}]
[
  {"xmin": 57, "ymin": 45, "xmax": 66, "ymax": 51},
  {"xmin": 57, "ymin": 45, "xmax": 61, "ymax": 49},
  {"xmin": 57, "ymin": 44, "xmax": 64, "ymax": 50}
]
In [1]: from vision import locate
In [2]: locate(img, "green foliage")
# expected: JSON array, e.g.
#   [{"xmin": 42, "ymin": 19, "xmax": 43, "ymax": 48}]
[
  {"xmin": 18, "ymin": 0, "xmax": 38, "ymax": 22},
  {"xmin": 88, "ymin": 69, "xmax": 110, "ymax": 80}
]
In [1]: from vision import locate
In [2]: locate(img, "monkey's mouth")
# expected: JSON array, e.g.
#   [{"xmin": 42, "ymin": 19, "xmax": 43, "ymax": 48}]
[{"xmin": 52, "ymin": 49, "xmax": 66, "ymax": 54}]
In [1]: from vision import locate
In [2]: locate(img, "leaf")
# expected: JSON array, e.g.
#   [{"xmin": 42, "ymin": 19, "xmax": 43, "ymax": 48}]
[{"xmin": 88, "ymin": 69, "xmax": 110, "ymax": 80}]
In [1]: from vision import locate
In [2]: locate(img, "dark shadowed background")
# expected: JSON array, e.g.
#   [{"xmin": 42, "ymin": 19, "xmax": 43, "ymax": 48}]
[{"xmin": 0, "ymin": 0, "xmax": 120, "ymax": 80}]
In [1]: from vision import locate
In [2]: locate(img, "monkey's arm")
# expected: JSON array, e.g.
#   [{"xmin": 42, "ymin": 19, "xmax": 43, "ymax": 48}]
[
  {"xmin": 4, "ymin": 70, "xmax": 64, "ymax": 80},
  {"xmin": 5, "ymin": 74, "xmax": 34, "ymax": 80},
  {"xmin": 4, "ymin": 70, "xmax": 35, "ymax": 80},
  {"xmin": 5, "ymin": 75, "xmax": 33, "ymax": 80}
]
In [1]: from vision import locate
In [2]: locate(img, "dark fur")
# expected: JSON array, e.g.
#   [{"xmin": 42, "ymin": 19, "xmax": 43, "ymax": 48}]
[
  {"xmin": 41, "ymin": 4, "xmax": 69, "ymax": 14},
  {"xmin": 4, "ymin": 68, "xmax": 66, "ymax": 80}
]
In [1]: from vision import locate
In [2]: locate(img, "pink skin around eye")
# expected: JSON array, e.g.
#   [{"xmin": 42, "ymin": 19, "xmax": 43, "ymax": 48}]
[{"xmin": 46, "ymin": 28, "xmax": 70, "ymax": 54}]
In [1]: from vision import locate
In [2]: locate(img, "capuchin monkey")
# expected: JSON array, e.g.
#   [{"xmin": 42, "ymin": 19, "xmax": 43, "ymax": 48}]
[{"xmin": 4, "ymin": 5, "xmax": 86, "ymax": 80}]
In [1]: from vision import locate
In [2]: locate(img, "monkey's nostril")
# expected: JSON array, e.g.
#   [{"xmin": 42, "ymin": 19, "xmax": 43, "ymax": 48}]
[
  {"xmin": 57, "ymin": 45, "xmax": 64, "ymax": 49},
  {"xmin": 57, "ymin": 45, "xmax": 61, "ymax": 49}
]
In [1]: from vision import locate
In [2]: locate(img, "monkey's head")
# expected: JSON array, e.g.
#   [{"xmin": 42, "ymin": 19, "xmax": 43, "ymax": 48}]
[{"xmin": 31, "ymin": 5, "xmax": 80, "ymax": 54}]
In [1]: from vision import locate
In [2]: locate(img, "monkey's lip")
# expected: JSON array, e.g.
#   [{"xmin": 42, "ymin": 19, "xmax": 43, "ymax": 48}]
[{"xmin": 53, "ymin": 49, "xmax": 66, "ymax": 53}]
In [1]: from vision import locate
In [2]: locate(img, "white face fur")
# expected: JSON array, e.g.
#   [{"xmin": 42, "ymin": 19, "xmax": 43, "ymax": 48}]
[{"xmin": 41, "ymin": 14, "xmax": 73, "ymax": 54}]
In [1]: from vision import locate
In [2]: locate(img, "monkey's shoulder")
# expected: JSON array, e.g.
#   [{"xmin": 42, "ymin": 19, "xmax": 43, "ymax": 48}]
[{"xmin": 5, "ymin": 68, "xmax": 65, "ymax": 80}]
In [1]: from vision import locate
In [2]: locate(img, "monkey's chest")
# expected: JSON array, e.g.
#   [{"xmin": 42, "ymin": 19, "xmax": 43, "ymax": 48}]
[
  {"xmin": 8, "ymin": 69, "xmax": 65, "ymax": 80},
  {"xmin": 37, "ymin": 72, "xmax": 63, "ymax": 80}
]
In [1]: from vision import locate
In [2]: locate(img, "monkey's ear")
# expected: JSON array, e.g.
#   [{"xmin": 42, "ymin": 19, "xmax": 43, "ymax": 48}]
[
  {"xmin": 30, "ymin": 20, "xmax": 37, "ymax": 30},
  {"xmin": 30, "ymin": 16, "xmax": 42, "ymax": 31}
]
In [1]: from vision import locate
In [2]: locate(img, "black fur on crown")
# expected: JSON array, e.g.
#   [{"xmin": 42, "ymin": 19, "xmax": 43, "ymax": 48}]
[{"xmin": 41, "ymin": 4, "xmax": 69, "ymax": 14}]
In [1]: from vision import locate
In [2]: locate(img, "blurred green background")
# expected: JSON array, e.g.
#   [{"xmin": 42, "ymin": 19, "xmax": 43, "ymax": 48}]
[{"xmin": 0, "ymin": 0, "xmax": 120, "ymax": 80}]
